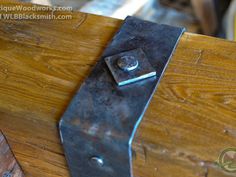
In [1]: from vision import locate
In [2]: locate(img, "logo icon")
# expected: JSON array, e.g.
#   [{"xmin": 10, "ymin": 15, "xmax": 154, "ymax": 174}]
[{"xmin": 218, "ymin": 148, "xmax": 236, "ymax": 173}]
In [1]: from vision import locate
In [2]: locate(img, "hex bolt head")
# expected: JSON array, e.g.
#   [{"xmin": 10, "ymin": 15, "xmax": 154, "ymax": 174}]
[
  {"xmin": 117, "ymin": 56, "xmax": 138, "ymax": 72},
  {"xmin": 89, "ymin": 156, "xmax": 104, "ymax": 167}
]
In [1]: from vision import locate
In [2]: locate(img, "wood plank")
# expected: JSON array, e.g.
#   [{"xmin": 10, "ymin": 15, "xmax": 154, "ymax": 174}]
[
  {"xmin": 0, "ymin": 1, "xmax": 236, "ymax": 177},
  {"xmin": 191, "ymin": 0, "xmax": 218, "ymax": 35}
]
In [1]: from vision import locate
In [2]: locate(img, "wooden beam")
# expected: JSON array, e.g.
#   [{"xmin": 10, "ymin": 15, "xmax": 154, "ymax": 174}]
[{"xmin": 0, "ymin": 1, "xmax": 236, "ymax": 177}]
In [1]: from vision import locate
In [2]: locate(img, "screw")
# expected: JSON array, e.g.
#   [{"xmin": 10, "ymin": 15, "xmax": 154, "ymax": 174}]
[
  {"xmin": 117, "ymin": 56, "xmax": 138, "ymax": 72},
  {"xmin": 89, "ymin": 156, "xmax": 104, "ymax": 167},
  {"xmin": 2, "ymin": 171, "xmax": 12, "ymax": 177}
]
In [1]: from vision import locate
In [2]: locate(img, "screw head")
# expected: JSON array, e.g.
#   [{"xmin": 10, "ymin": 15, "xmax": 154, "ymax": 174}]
[
  {"xmin": 89, "ymin": 156, "xmax": 104, "ymax": 167},
  {"xmin": 117, "ymin": 56, "xmax": 138, "ymax": 72}
]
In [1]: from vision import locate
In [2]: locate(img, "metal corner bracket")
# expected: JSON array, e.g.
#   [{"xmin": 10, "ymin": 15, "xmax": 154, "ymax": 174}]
[{"xmin": 59, "ymin": 16, "xmax": 185, "ymax": 177}]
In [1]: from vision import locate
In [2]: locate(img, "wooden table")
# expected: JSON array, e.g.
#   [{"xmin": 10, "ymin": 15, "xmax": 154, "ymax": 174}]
[{"xmin": 0, "ymin": 1, "xmax": 236, "ymax": 177}]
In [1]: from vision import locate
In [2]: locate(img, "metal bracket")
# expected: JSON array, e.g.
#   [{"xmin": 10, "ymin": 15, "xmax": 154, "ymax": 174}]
[{"xmin": 59, "ymin": 16, "xmax": 185, "ymax": 177}]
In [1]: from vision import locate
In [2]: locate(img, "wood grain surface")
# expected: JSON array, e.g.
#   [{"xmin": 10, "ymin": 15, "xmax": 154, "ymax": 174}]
[
  {"xmin": 0, "ymin": 131, "xmax": 24, "ymax": 177},
  {"xmin": 0, "ymin": 1, "xmax": 236, "ymax": 177}
]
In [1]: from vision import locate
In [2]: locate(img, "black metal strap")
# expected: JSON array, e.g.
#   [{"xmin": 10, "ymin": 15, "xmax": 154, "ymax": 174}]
[{"xmin": 59, "ymin": 16, "xmax": 185, "ymax": 177}]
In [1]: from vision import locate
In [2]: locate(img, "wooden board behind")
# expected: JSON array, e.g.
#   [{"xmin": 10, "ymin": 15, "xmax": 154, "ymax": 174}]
[{"xmin": 0, "ymin": 1, "xmax": 236, "ymax": 177}]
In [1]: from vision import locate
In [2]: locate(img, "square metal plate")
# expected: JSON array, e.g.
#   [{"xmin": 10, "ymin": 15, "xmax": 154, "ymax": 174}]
[{"xmin": 105, "ymin": 48, "xmax": 156, "ymax": 86}]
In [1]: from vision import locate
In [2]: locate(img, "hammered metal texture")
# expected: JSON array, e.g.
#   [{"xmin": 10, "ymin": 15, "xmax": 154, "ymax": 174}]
[{"xmin": 59, "ymin": 16, "xmax": 185, "ymax": 177}]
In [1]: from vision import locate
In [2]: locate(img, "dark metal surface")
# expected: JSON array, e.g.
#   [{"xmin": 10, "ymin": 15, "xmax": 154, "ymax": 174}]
[
  {"xmin": 59, "ymin": 16, "xmax": 185, "ymax": 177},
  {"xmin": 105, "ymin": 48, "xmax": 156, "ymax": 86}
]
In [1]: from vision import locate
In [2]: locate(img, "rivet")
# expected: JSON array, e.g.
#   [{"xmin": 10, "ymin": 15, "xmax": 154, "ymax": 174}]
[
  {"xmin": 90, "ymin": 156, "xmax": 104, "ymax": 167},
  {"xmin": 117, "ymin": 56, "xmax": 138, "ymax": 72}
]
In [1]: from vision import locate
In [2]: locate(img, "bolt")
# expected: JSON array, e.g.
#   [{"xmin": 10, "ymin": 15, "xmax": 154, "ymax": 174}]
[
  {"xmin": 89, "ymin": 156, "xmax": 104, "ymax": 167},
  {"xmin": 2, "ymin": 171, "xmax": 12, "ymax": 177},
  {"xmin": 117, "ymin": 56, "xmax": 138, "ymax": 72}
]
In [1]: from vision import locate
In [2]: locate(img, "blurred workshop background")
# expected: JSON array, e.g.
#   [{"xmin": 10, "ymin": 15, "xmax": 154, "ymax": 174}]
[{"xmin": 19, "ymin": 0, "xmax": 236, "ymax": 40}]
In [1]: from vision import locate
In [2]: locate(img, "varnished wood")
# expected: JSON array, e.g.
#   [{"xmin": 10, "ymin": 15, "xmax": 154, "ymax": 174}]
[
  {"xmin": 0, "ymin": 131, "xmax": 24, "ymax": 177},
  {"xmin": 0, "ymin": 1, "xmax": 236, "ymax": 177}
]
